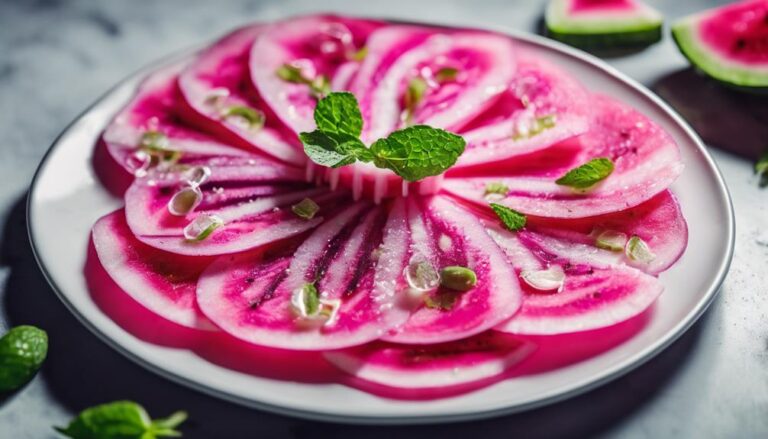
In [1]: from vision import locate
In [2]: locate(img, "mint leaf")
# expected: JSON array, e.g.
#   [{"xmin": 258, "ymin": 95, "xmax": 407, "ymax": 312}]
[
  {"xmin": 490, "ymin": 203, "xmax": 526, "ymax": 231},
  {"xmin": 313, "ymin": 92, "xmax": 363, "ymax": 137},
  {"xmin": 0, "ymin": 325, "xmax": 48, "ymax": 392},
  {"xmin": 370, "ymin": 125, "xmax": 465, "ymax": 182},
  {"xmin": 55, "ymin": 401, "xmax": 187, "ymax": 439},
  {"xmin": 299, "ymin": 131, "xmax": 371, "ymax": 168},
  {"xmin": 555, "ymin": 157, "xmax": 614, "ymax": 189}
]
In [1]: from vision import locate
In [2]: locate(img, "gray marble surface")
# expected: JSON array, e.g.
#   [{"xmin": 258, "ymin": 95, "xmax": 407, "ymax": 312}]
[{"xmin": 1, "ymin": 0, "xmax": 766, "ymax": 437}]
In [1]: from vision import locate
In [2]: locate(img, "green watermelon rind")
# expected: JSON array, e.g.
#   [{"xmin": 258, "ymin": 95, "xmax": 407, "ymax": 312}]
[
  {"xmin": 671, "ymin": 17, "xmax": 768, "ymax": 89},
  {"xmin": 545, "ymin": 0, "xmax": 663, "ymax": 49}
]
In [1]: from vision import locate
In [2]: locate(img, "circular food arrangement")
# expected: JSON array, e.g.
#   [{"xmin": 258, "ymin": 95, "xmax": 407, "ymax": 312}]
[{"xmin": 89, "ymin": 14, "xmax": 688, "ymax": 399}]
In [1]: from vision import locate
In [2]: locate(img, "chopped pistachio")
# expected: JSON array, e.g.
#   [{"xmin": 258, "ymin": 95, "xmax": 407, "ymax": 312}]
[
  {"xmin": 626, "ymin": 235, "xmax": 655, "ymax": 263},
  {"xmin": 291, "ymin": 198, "xmax": 320, "ymax": 220},
  {"xmin": 440, "ymin": 266, "xmax": 477, "ymax": 292}
]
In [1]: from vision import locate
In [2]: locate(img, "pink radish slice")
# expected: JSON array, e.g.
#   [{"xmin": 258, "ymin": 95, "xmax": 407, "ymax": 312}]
[
  {"xmin": 383, "ymin": 196, "xmax": 522, "ymax": 344},
  {"xmin": 178, "ymin": 24, "xmax": 305, "ymax": 165},
  {"xmin": 454, "ymin": 54, "xmax": 590, "ymax": 167},
  {"xmin": 443, "ymin": 94, "xmax": 684, "ymax": 218},
  {"xmin": 250, "ymin": 15, "xmax": 384, "ymax": 134},
  {"xmin": 349, "ymin": 26, "xmax": 516, "ymax": 143},
  {"xmin": 196, "ymin": 199, "xmax": 412, "ymax": 350},
  {"xmin": 124, "ymin": 158, "xmax": 338, "ymax": 256},
  {"xmin": 489, "ymin": 226, "xmax": 663, "ymax": 335},
  {"xmin": 525, "ymin": 190, "xmax": 687, "ymax": 275},
  {"xmin": 91, "ymin": 210, "xmax": 214, "ymax": 330},
  {"xmin": 325, "ymin": 332, "xmax": 533, "ymax": 392},
  {"xmin": 103, "ymin": 60, "xmax": 255, "ymax": 178}
]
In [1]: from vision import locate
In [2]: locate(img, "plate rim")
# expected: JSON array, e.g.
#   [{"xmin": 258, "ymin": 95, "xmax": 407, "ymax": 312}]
[{"xmin": 26, "ymin": 18, "xmax": 735, "ymax": 425}]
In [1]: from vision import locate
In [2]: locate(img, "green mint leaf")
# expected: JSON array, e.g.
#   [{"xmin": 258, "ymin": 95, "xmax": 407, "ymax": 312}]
[
  {"xmin": 434, "ymin": 67, "xmax": 458, "ymax": 83},
  {"xmin": 55, "ymin": 401, "xmax": 186, "ymax": 439},
  {"xmin": 0, "ymin": 325, "xmax": 48, "ymax": 392},
  {"xmin": 370, "ymin": 125, "xmax": 465, "ymax": 182},
  {"xmin": 313, "ymin": 92, "xmax": 363, "ymax": 137},
  {"xmin": 490, "ymin": 203, "xmax": 527, "ymax": 231},
  {"xmin": 555, "ymin": 157, "xmax": 614, "ymax": 189},
  {"xmin": 300, "ymin": 130, "xmax": 370, "ymax": 168}
]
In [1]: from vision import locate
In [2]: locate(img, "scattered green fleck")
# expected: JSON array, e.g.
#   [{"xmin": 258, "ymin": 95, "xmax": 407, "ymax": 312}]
[
  {"xmin": 434, "ymin": 66, "xmax": 459, "ymax": 83},
  {"xmin": 291, "ymin": 198, "xmax": 320, "ymax": 220},
  {"xmin": 139, "ymin": 131, "xmax": 181, "ymax": 164},
  {"xmin": 490, "ymin": 203, "xmax": 526, "ymax": 231},
  {"xmin": 756, "ymin": 152, "xmax": 768, "ymax": 188},
  {"xmin": 403, "ymin": 77, "xmax": 428, "ymax": 125},
  {"xmin": 222, "ymin": 105, "xmax": 265, "ymax": 130},
  {"xmin": 276, "ymin": 64, "xmax": 305, "ymax": 83},
  {"xmin": 594, "ymin": 229, "xmax": 628, "ymax": 252},
  {"xmin": 276, "ymin": 64, "xmax": 330, "ymax": 99},
  {"xmin": 424, "ymin": 290, "xmax": 463, "ymax": 311},
  {"xmin": 302, "ymin": 283, "xmax": 320, "ymax": 316},
  {"xmin": 350, "ymin": 46, "xmax": 368, "ymax": 62},
  {"xmin": 183, "ymin": 214, "xmax": 224, "ymax": 241},
  {"xmin": 484, "ymin": 182, "xmax": 509, "ymax": 198},
  {"xmin": 512, "ymin": 115, "xmax": 557, "ymax": 140},
  {"xmin": 555, "ymin": 157, "xmax": 614, "ymax": 190},
  {"xmin": 439, "ymin": 266, "xmax": 477, "ymax": 292},
  {"xmin": 626, "ymin": 235, "xmax": 655, "ymax": 263},
  {"xmin": 0, "ymin": 325, "xmax": 48, "ymax": 393},
  {"xmin": 369, "ymin": 125, "xmax": 465, "ymax": 182},
  {"xmin": 55, "ymin": 401, "xmax": 187, "ymax": 439}
]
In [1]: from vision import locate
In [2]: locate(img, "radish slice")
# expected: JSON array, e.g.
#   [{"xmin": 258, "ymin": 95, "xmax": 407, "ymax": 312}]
[
  {"xmin": 325, "ymin": 332, "xmax": 533, "ymax": 391},
  {"xmin": 443, "ymin": 94, "xmax": 684, "ymax": 218},
  {"xmin": 454, "ymin": 55, "xmax": 590, "ymax": 167},
  {"xmin": 490, "ymin": 226, "xmax": 663, "ymax": 335},
  {"xmin": 524, "ymin": 190, "xmax": 688, "ymax": 275},
  {"xmin": 349, "ymin": 26, "xmax": 516, "ymax": 143},
  {"xmin": 383, "ymin": 196, "xmax": 522, "ymax": 344},
  {"xmin": 196, "ymin": 200, "xmax": 412, "ymax": 350},
  {"xmin": 124, "ymin": 158, "xmax": 340, "ymax": 255},
  {"xmin": 250, "ymin": 15, "xmax": 384, "ymax": 134},
  {"xmin": 178, "ymin": 24, "xmax": 305, "ymax": 165},
  {"xmin": 91, "ymin": 210, "xmax": 214, "ymax": 330},
  {"xmin": 104, "ymin": 60, "xmax": 255, "ymax": 180}
]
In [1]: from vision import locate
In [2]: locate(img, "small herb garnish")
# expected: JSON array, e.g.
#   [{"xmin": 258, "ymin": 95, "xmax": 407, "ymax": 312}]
[
  {"xmin": 0, "ymin": 325, "xmax": 48, "ymax": 392},
  {"xmin": 756, "ymin": 152, "xmax": 768, "ymax": 188},
  {"xmin": 55, "ymin": 401, "xmax": 187, "ymax": 439},
  {"xmin": 403, "ymin": 77, "xmax": 428, "ymax": 125},
  {"xmin": 299, "ymin": 92, "xmax": 466, "ymax": 182},
  {"xmin": 350, "ymin": 46, "xmax": 368, "ymax": 62},
  {"xmin": 302, "ymin": 283, "xmax": 320, "ymax": 316},
  {"xmin": 626, "ymin": 235, "xmax": 656, "ymax": 263},
  {"xmin": 424, "ymin": 290, "xmax": 463, "ymax": 311},
  {"xmin": 484, "ymin": 182, "xmax": 509, "ymax": 198},
  {"xmin": 555, "ymin": 157, "xmax": 614, "ymax": 190},
  {"xmin": 512, "ymin": 115, "xmax": 557, "ymax": 140},
  {"xmin": 275, "ymin": 63, "xmax": 330, "ymax": 99},
  {"xmin": 222, "ymin": 105, "xmax": 265, "ymax": 130},
  {"xmin": 292, "ymin": 198, "xmax": 320, "ymax": 220},
  {"xmin": 434, "ymin": 66, "xmax": 459, "ymax": 83},
  {"xmin": 490, "ymin": 203, "xmax": 527, "ymax": 231},
  {"xmin": 139, "ymin": 130, "xmax": 181, "ymax": 164}
]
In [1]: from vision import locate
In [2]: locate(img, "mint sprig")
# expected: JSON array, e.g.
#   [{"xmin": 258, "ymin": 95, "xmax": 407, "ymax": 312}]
[
  {"xmin": 55, "ymin": 401, "xmax": 187, "ymax": 439},
  {"xmin": 555, "ymin": 158, "xmax": 614, "ymax": 189},
  {"xmin": 299, "ymin": 92, "xmax": 465, "ymax": 182},
  {"xmin": 0, "ymin": 325, "xmax": 48, "ymax": 392},
  {"xmin": 490, "ymin": 203, "xmax": 527, "ymax": 231}
]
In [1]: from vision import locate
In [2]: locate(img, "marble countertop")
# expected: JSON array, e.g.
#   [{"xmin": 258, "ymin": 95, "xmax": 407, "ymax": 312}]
[{"xmin": 1, "ymin": 0, "xmax": 766, "ymax": 437}]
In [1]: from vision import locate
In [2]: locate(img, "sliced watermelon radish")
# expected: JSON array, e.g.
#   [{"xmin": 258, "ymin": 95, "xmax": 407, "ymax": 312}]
[
  {"xmin": 443, "ymin": 94, "xmax": 684, "ymax": 218},
  {"xmin": 124, "ymin": 158, "xmax": 340, "ymax": 255},
  {"xmin": 250, "ymin": 15, "xmax": 384, "ymax": 134},
  {"xmin": 672, "ymin": 0, "xmax": 768, "ymax": 90},
  {"xmin": 348, "ymin": 25, "xmax": 516, "ymax": 144},
  {"xmin": 523, "ymin": 190, "xmax": 687, "ymax": 275},
  {"xmin": 454, "ymin": 54, "xmax": 590, "ymax": 167},
  {"xmin": 325, "ymin": 332, "xmax": 533, "ymax": 394},
  {"xmin": 196, "ymin": 200, "xmax": 412, "ymax": 350},
  {"xmin": 178, "ymin": 24, "xmax": 306, "ymax": 165},
  {"xmin": 545, "ymin": 0, "xmax": 663, "ymax": 49},
  {"xmin": 489, "ymin": 226, "xmax": 663, "ymax": 335},
  {"xmin": 103, "ymin": 60, "xmax": 256, "ymax": 179},
  {"xmin": 91, "ymin": 210, "xmax": 214, "ymax": 330},
  {"xmin": 383, "ymin": 196, "xmax": 522, "ymax": 344}
]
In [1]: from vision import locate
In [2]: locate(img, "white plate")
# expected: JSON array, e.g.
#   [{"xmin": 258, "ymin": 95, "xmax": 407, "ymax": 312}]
[{"xmin": 27, "ymin": 25, "xmax": 734, "ymax": 424}]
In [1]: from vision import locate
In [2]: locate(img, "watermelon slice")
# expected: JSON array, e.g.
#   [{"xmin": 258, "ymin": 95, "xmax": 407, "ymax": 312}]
[
  {"xmin": 325, "ymin": 332, "xmax": 533, "ymax": 394},
  {"xmin": 672, "ymin": 0, "xmax": 768, "ymax": 90},
  {"xmin": 348, "ymin": 25, "xmax": 516, "ymax": 143},
  {"xmin": 91, "ymin": 210, "xmax": 214, "ymax": 330},
  {"xmin": 545, "ymin": 0, "xmax": 663, "ymax": 49},
  {"xmin": 383, "ymin": 196, "xmax": 522, "ymax": 344},
  {"xmin": 196, "ymin": 200, "xmax": 412, "ymax": 350},
  {"xmin": 124, "ymin": 158, "xmax": 341, "ymax": 255},
  {"xmin": 250, "ymin": 15, "xmax": 384, "ymax": 134},
  {"xmin": 490, "ymin": 226, "xmax": 663, "ymax": 335},
  {"xmin": 443, "ymin": 94, "xmax": 684, "ymax": 218},
  {"xmin": 178, "ymin": 24, "xmax": 306, "ymax": 165},
  {"xmin": 455, "ymin": 54, "xmax": 590, "ymax": 167},
  {"xmin": 103, "ymin": 61, "xmax": 255, "ymax": 179}
]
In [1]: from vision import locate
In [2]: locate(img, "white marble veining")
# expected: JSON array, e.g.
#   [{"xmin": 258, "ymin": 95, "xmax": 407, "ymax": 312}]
[{"xmin": 0, "ymin": 0, "xmax": 766, "ymax": 437}]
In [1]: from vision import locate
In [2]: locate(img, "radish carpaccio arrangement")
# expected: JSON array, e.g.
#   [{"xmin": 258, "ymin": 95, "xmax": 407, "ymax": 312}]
[{"xmin": 89, "ymin": 15, "xmax": 688, "ymax": 398}]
